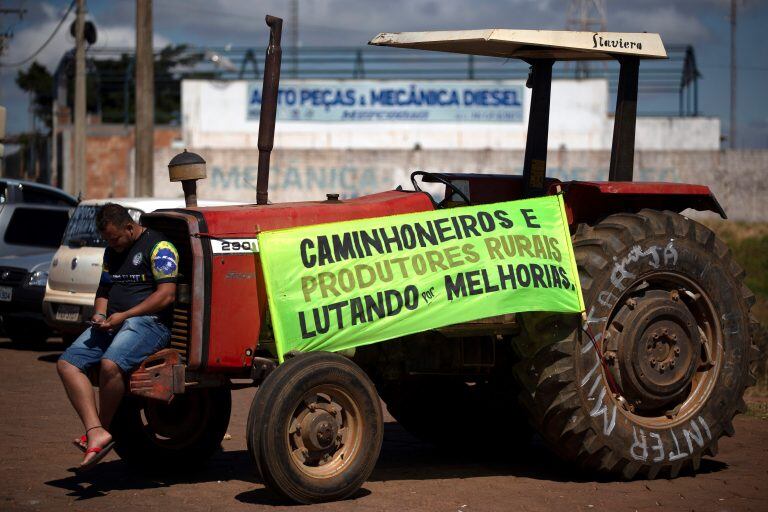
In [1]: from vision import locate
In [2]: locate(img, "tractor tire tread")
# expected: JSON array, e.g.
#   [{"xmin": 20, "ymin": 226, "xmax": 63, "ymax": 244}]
[{"xmin": 512, "ymin": 210, "xmax": 758, "ymax": 480}]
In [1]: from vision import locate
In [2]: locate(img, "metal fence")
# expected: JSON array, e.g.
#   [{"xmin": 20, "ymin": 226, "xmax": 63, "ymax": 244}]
[{"xmin": 86, "ymin": 44, "xmax": 701, "ymax": 118}]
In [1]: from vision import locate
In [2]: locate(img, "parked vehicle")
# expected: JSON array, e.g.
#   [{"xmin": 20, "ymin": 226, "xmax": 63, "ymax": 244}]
[
  {"xmin": 97, "ymin": 17, "xmax": 759, "ymax": 505},
  {"xmin": 0, "ymin": 179, "xmax": 77, "ymax": 344},
  {"xmin": 43, "ymin": 198, "xmax": 241, "ymax": 345}
]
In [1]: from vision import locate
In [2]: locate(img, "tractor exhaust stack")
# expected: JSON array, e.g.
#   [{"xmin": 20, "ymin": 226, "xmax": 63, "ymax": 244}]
[{"xmin": 256, "ymin": 15, "xmax": 283, "ymax": 205}]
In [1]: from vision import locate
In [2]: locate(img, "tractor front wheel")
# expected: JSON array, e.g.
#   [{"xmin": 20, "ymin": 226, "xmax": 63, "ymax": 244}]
[{"xmin": 247, "ymin": 352, "xmax": 383, "ymax": 504}]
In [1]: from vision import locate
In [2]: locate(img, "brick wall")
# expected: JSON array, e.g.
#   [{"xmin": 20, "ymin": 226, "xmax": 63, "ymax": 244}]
[{"xmin": 60, "ymin": 124, "xmax": 181, "ymax": 199}]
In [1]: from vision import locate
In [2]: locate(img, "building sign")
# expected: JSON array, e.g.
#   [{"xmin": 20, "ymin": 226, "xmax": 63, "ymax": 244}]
[
  {"xmin": 246, "ymin": 80, "xmax": 524, "ymax": 122},
  {"xmin": 258, "ymin": 195, "xmax": 584, "ymax": 361}
]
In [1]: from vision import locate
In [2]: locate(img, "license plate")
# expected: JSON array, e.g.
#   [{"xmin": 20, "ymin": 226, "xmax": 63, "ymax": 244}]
[
  {"xmin": 0, "ymin": 286, "xmax": 11, "ymax": 302},
  {"xmin": 55, "ymin": 304, "xmax": 81, "ymax": 322}
]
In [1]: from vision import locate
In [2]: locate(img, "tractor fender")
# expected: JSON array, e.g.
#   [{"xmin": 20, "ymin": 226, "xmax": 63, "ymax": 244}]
[{"xmin": 555, "ymin": 181, "xmax": 726, "ymax": 226}]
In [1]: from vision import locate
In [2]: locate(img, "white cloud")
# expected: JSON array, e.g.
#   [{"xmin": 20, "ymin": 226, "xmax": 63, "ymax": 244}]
[
  {"xmin": 151, "ymin": 0, "xmax": 565, "ymax": 47},
  {"xmin": 1, "ymin": 2, "xmax": 76, "ymax": 69},
  {"xmin": 2, "ymin": 2, "xmax": 172, "ymax": 69},
  {"xmin": 612, "ymin": 6, "xmax": 713, "ymax": 43},
  {"xmin": 0, "ymin": 2, "xmax": 172, "ymax": 135},
  {"xmin": 91, "ymin": 25, "xmax": 172, "ymax": 52}
]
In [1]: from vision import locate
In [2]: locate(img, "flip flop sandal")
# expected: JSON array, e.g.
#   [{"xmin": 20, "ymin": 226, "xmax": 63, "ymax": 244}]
[
  {"xmin": 73, "ymin": 440, "xmax": 116, "ymax": 473},
  {"xmin": 72, "ymin": 435, "xmax": 87, "ymax": 453}
]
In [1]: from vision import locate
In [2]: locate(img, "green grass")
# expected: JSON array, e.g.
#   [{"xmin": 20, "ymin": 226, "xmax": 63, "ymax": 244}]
[
  {"xmin": 703, "ymin": 220, "xmax": 768, "ymax": 395},
  {"xmin": 704, "ymin": 221, "xmax": 768, "ymax": 325},
  {"xmin": 747, "ymin": 401, "xmax": 768, "ymax": 420}
]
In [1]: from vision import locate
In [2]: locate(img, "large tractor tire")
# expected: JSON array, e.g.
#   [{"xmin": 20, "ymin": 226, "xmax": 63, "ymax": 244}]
[
  {"xmin": 247, "ymin": 352, "xmax": 383, "ymax": 504},
  {"xmin": 513, "ymin": 209, "xmax": 760, "ymax": 479},
  {"xmin": 111, "ymin": 387, "xmax": 231, "ymax": 471},
  {"xmin": 381, "ymin": 374, "xmax": 532, "ymax": 451}
]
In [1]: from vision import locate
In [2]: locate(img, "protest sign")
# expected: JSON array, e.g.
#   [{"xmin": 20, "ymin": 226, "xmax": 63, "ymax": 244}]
[{"xmin": 258, "ymin": 195, "xmax": 584, "ymax": 361}]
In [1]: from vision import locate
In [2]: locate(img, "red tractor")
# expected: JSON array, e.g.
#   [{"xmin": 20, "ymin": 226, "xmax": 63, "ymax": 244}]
[{"xmin": 113, "ymin": 16, "xmax": 758, "ymax": 503}]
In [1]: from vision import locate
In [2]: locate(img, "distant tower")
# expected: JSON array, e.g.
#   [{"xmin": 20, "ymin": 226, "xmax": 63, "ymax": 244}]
[{"xmin": 566, "ymin": 0, "xmax": 607, "ymax": 78}]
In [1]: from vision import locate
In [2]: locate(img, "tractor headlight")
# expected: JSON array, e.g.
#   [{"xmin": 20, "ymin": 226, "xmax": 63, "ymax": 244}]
[{"xmin": 27, "ymin": 270, "xmax": 49, "ymax": 287}]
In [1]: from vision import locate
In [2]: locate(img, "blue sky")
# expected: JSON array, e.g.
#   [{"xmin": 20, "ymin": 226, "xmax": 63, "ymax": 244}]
[{"xmin": 1, "ymin": 0, "xmax": 767, "ymax": 147}]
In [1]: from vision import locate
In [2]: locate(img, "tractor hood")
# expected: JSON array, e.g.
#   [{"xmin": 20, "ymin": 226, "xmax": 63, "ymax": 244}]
[{"xmin": 179, "ymin": 190, "xmax": 435, "ymax": 239}]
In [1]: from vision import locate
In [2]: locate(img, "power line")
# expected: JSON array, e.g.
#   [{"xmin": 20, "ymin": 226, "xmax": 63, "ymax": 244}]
[{"xmin": 0, "ymin": 0, "xmax": 75, "ymax": 68}]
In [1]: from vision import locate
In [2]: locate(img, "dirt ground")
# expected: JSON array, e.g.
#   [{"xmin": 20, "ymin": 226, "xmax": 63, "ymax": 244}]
[{"xmin": 1, "ymin": 339, "xmax": 766, "ymax": 512}]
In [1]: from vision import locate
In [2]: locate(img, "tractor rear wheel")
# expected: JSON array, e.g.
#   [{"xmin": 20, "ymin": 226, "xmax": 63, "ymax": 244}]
[
  {"xmin": 111, "ymin": 387, "xmax": 231, "ymax": 471},
  {"xmin": 513, "ymin": 209, "xmax": 760, "ymax": 479},
  {"xmin": 247, "ymin": 352, "xmax": 383, "ymax": 504}
]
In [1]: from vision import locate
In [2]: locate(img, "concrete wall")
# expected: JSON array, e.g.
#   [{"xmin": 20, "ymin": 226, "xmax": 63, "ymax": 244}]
[
  {"xmin": 153, "ymin": 148, "xmax": 768, "ymax": 222},
  {"xmin": 182, "ymin": 79, "xmax": 720, "ymax": 151}
]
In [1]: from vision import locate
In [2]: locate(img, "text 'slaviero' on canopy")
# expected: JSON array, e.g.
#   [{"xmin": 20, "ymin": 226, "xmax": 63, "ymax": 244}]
[{"xmin": 259, "ymin": 195, "xmax": 585, "ymax": 362}]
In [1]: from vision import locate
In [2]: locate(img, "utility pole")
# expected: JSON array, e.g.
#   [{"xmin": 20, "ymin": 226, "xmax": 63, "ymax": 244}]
[
  {"xmin": 73, "ymin": 0, "xmax": 86, "ymax": 198},
  {"xmin": 730, "ymin": 0, "xmax": 737, "ymax": 149},
  {"xmin": 135, "ymin": 0, "xmax": 154, "ymax": 196},
  {"xmin": 291, "ymin": 0, "xmax": 299, "ymax": 77},
  {"xmin": 0, "ymin": 7, "xmax": 28, "ymax": 58}
]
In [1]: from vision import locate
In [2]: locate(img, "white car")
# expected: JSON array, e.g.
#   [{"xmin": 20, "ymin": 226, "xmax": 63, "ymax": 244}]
[{"xmin": 43, "ymin": 198, "xmax": 239, "ymax": 345}]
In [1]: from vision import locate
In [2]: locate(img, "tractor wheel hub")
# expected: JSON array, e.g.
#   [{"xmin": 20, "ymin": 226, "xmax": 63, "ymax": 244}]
[
  {"xmin": 300, "ymin": 410, "xmax": 339, "ymax": 452},
  {"xmin": 614, "ymin": 290, "xmax": 700, "ymax": 412}
]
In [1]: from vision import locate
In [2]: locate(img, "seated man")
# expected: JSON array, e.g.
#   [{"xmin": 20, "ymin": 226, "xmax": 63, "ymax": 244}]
[{"xmin": 57, "ymin": 203, "xmax": 178, "ymax": 471}]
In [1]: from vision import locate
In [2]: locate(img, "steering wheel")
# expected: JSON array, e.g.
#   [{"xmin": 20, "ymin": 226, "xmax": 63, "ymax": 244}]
[{"xmin": 410, "ymin": 171, "xmax": 472, "ymax": 208}]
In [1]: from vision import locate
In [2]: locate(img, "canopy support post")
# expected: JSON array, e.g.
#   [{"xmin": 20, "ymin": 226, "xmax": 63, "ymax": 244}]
[
  {"xmin": 608, "ymin": 56, "xmax": 639, "ymax": 182},
  {"xmin": 522, "ymin": 59, "xmax": 554, "ymax": 198}
]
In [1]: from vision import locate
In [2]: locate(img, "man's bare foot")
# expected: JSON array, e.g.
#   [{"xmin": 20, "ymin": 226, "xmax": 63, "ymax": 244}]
[
  {"xmin": 73, "ymin": 434, "xmax": 86, "ymax": 451},
  {"xmin": 81, "ymin": 426, "xmax": 113, "ymax": 466}
]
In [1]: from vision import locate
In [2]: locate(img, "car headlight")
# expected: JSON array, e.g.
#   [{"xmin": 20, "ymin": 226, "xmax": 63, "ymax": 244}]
[{"xmin": 27, "ymin": 270, "xmax": 49, "ymax": 287}]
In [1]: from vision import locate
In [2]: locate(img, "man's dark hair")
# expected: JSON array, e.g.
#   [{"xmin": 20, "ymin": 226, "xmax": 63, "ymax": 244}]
[{"xmin": 96, "ymin": 203, "xmax": 134, "ymax": 231}]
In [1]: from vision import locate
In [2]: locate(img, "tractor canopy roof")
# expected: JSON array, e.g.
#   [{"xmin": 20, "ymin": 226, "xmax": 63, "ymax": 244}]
[{"xmin": 369, "ymin": 29, "xmax": 667, "ymax": 61}]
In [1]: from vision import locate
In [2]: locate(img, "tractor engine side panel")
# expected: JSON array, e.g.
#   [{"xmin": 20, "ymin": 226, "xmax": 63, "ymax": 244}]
[
  {"xmin": 202, "ymin": 190, "xmax": 434, "ymax": 373},
  {"xmin": 208, "ymin": 251, "xmax": 266, "ymax": 372}
]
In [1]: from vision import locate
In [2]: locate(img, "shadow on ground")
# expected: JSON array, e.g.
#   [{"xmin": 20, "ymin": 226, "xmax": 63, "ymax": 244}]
[
  {"xmin": 45, "ymin": 449, "xmax": 259, "ymax": 501},
  {"xmin": 37, "ymin": 352, "xmax": 63, "ymax": 363},
  {"xmin": 44, "ymin": 422, "xmax": 729, "ymax": 506},
  {"xmin": 0, "ymin": 338, "xmax": 65, "ymax": 353},
  {"xmin": 235, "ymin": 487, "xmax": 372, "ymax": 506}
]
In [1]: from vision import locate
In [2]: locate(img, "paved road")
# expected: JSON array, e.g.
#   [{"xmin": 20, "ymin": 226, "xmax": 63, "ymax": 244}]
[{"xmin": 1, "ymin": 339, "xmax": 766, "ymax": 511}]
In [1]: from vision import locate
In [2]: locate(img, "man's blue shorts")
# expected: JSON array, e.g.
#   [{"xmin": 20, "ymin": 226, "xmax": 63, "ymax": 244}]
[{"xmin": 59, "ymin": 315, "xmax": 171, "ymax": 373}]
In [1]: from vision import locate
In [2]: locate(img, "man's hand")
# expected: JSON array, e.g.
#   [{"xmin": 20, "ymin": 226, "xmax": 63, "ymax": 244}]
[
  {"xmin": 90, "ymin": 313, "xmax": 106, "ymax": 325},
  {"xmin": 98, "ymin": 312, "xmax": 128, "ymax": 331}
]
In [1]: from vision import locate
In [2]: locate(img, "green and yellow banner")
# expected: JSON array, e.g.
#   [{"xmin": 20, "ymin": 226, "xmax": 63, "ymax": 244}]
[{"xmin": 259, "ymin": 195, "xmax": 584, "ymax": 362}]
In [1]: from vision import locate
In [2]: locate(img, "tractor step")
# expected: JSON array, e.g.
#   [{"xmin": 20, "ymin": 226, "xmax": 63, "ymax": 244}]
[{"xmin": 129, "ymin": 348, "xmax": 186, "ymax": 403}]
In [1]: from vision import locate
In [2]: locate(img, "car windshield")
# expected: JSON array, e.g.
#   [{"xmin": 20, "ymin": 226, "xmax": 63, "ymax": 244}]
[
  {"xmin": 4, "ymin": 207, "xmax": 71, "ymax": 248},
  {"xmin": 62, "ymin": 205, "xmax": 143, "ymax": 247}
]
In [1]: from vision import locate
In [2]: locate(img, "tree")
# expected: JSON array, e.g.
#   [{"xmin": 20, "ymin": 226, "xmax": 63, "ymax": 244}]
[
  {"xmin": 15, "ymin": 62, "xmax": 54, "ymax": 131},
  {"xmin": 15, "ymin": 44, "xmax": 209, "ymax": 131},
  {"xmin": 94, "ymin": 44, "xmax": 208, "ymax": 125}
]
